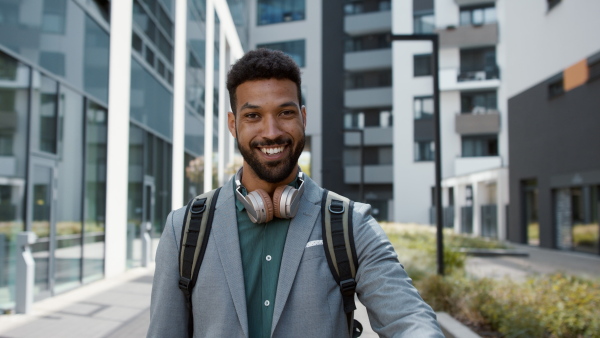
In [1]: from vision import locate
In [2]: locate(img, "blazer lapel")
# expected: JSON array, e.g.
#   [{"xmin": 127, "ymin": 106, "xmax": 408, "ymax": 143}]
[
  {"xmin": 270, "ymin": 177, "xmax": 322, "ymax": 333},
  {"xmin": 212, "ymin": 179, "xmax": 249, "ymax": 337}
]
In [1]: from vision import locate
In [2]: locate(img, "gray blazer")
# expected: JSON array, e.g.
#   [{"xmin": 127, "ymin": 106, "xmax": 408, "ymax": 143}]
[{"xmin": 148, "ymin": 175, "xmax": 443, "ymax": 337}]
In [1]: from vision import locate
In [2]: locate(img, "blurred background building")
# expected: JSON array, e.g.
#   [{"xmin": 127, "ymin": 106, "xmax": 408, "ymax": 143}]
[
  {"xmin": 389, "ymin": 0, "xmax": 599, "ymax": 254},
  {"xmin": 0, "ymin": 0, "xmax": 245, "ymax": 311},
  {"xmin": 0, "ymin": 0, "xmax": 598, "ymax": 313}
]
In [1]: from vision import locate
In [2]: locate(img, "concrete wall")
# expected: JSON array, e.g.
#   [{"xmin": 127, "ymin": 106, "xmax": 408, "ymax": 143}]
[{"xmin": 503, "ymin": 1, "xmax": 600, "ymax": 99}]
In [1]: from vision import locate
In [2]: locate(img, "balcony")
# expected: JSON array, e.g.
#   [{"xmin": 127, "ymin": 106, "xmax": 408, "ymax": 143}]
[
  {"xmin": 455, "ymin": 111, "xmax": 500, "ymax": 135},
  {"xmin": 344, "ymin": 10, "xmax": 391, "ymax": 35},
  {"xmin": 345, "ymin": 49, "xmax": 392, "ymax": 71},
  {"xmin": 439, "ymin": 68, "xmax": 500, "ymax": 91},
  {"xmin": 344, "ymin": 126, "xmax": 393, "ymax": 146},
  {"xmin": 454, "ymin": 156, "xmax": 502, "ymax": 176},
  {"xmin": 436, "ymin": 23, "xmax": 498, "ymax": 49},
  {"xmin": 345, "ymin": 87, "xmax": 393, "ymax": 108},
  {"xmin": 344, "ymin": 164, "xmax": 393, "ymax": 184}
]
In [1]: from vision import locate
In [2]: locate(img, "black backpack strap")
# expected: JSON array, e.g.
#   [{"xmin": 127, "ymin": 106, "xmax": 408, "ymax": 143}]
[
  {"xmin": 321, "ymin": 189, "xmax": 361, "ymax": 337},
  {"xmin": 178, "ymin": 187, "xmax": 221, "ymax": 337}
]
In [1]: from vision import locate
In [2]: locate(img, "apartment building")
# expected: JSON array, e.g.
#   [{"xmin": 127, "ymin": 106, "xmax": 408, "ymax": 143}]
[
  {"xmin": 0, "ymin": 0, "xmax": 244, "ymax": 310},
  {"xmin": 393, "ymin": 0, "xmax": 508, "ymax": 239},
  {"xmin": 246, "ymin": 0, "xmax": 394, "ymax": 221},
  {"xmin": 505, "ymin": 0, "xmax": 600, "ymax": 255}
]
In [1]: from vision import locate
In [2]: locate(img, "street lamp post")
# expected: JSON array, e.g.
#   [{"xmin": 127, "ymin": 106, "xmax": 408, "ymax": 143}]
[{"xmin": 390, "ymin": 34, "xmax": 444, "ymax": 275}]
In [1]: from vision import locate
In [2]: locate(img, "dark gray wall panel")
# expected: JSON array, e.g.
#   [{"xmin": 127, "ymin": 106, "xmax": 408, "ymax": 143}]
[{"xmin": 508, "ymin": 77, "xmax": 600, "ymax": 248}]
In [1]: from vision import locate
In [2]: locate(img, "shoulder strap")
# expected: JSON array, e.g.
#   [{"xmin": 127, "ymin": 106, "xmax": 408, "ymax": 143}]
[
  {"xmin": 321, "ymin": 190, "xmax": 362, "ymax": 337},
  {"xmin": 178, "ymin": 187, "xmax": 221, "ymax": 336}
]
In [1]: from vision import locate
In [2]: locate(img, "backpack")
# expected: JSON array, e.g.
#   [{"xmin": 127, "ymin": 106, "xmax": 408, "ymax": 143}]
[{"xmin": 178, "ymin": 188, "xmax": 363, "ymax": 337}]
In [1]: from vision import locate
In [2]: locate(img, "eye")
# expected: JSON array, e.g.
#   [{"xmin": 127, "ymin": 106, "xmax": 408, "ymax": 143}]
[
  {"xmin": 280, "ymin": 110, "xmax": 295, "ymax": 116},
  {"xmin": 245, "ymin": 113, "xmax": 259, "ymax": 119}
]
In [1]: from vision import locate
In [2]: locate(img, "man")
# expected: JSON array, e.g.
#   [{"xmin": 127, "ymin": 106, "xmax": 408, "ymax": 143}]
[{"xmin": 148, "ymin": 49, "xmax": 443, "ymax": 337}]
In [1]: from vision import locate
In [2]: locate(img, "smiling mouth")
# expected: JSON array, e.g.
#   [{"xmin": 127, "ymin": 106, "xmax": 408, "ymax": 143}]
[{"xmin": 260, "ymin": 146, "xmax": 285, "ymax": 155}]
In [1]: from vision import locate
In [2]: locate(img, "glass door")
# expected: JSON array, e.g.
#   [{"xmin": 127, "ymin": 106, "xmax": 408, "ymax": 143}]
[{"xmin": 28, "ymin": 157, "xmax": 57, "ymax": 300}]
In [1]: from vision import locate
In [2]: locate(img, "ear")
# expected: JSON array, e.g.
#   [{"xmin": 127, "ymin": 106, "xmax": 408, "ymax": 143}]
[
  {"xmin": 301, "ymin": 105, "xmax": 307, "ymax": 129},
  {"xmin": 227, "ymin": 112, "xmax": 237, "ymax": 138}
]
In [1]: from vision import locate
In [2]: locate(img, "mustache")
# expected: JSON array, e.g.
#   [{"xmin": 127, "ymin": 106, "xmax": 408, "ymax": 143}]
[{"xmin": 251, "ymin": 137, "xmax": 291, "ymax": 148}]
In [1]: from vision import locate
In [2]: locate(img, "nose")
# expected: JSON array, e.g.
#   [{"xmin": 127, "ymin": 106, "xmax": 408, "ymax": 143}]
[{"xmin": 261, "ymin": 115, "xmax": 283, "ymax": 140}]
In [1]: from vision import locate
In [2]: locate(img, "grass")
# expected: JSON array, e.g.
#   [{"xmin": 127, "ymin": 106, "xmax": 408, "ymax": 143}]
[{"xmin": 382, "ymin": 223, "xmax": 600, "ymax": 338}]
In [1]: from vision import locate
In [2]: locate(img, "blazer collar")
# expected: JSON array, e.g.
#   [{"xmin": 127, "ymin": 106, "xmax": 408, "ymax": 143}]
[
  {"xmin": 212, "ymin": 178, "xmax": 249, "ymax": 337},
  {"xmin": 271, "ymin": 175, "xmax": 323, "ymax": 333}
]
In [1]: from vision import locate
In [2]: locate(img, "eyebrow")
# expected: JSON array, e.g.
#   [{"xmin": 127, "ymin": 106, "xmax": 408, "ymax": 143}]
[{"xmin": 239, "ymin": 101, "xmax": 300, "ymax": 111}]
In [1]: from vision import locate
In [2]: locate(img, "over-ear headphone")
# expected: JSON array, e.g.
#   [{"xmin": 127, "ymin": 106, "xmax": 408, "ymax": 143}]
[{"xmin": 234, "ymin": 167, "xmax": 305, "ymax": 224}]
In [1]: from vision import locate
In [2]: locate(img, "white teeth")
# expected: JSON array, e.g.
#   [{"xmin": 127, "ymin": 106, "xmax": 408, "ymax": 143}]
[{"xmin": 261, "ymin": 146, "xmax": 284, "ymax": 155}]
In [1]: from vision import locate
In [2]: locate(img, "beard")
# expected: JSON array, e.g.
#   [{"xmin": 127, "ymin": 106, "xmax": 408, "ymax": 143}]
[{"xmin": 237, "ymin": 133, "xmax": 305, "ymax": 184}]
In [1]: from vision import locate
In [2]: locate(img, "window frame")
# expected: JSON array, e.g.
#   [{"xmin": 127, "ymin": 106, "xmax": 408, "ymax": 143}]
[
  {"xmin": 256, "ymin": 0, "xmax": 306, "ymax": 26},
  {"xmin": 256, "ymin": 39, "xmax": 306, "ymax": 67},
  {"xmin": 413, "ymin": 54, "xmax": 432, "ymax": 77},
  {"xmin": 414, "ymin": 96, "xmax": 434, "ymax": 120}
]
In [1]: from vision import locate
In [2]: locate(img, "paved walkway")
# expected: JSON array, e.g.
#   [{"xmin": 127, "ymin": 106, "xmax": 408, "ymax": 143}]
[
  {"xmin": 466, "ymin": 243, "xmax": 600, "ymax": 281},
  {"xmin": 0, "ymin": 244, "xmax": 598, "ymax": 338}
]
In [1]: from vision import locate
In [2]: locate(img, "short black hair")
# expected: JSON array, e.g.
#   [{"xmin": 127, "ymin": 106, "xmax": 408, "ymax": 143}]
[{"xmin": 226, "ymin": 49, "xmax": 302, "ymax": 114}]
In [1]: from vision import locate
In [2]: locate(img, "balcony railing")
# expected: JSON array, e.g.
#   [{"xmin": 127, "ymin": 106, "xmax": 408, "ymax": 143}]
[
  {"xmin": 344, "ymin": 0, "xmax": 391, "ymax": 15},
  {"xmin": 457, "ymin": 66, "xmax": 500, "ymax": 82},
  {"xmin": 455, "ymin": 110, "xmax": 500, "ymax": 135},
  {"xmin": 439, "ymin": 67, "xmax": 501, "ymax": 91}
]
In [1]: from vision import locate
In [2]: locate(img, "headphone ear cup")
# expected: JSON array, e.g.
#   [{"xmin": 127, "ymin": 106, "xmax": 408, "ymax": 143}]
[
  {"xmin": 251, "ymin": 189, "xmax": 274, "ymax": 223},
  {"xmin": 272, "ymin": 185, "xmax": 289, "ymax": 219}
]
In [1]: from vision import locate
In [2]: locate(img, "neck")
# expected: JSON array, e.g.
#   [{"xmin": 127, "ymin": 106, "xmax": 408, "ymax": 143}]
[{"xmin": 240, "ymin": 164, "xmax": 298, "ymax": 196}]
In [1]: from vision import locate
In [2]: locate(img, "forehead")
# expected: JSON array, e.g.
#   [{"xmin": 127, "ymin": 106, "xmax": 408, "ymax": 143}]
[{"xmin": 235, "ymin": 78, "xmax": 299, "ymax": 106}]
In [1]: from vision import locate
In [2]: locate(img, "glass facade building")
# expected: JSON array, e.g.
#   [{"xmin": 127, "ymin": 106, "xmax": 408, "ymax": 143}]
[{"xmin": 0, "ymin": 0, "xmax": 244, "ymax": 311}]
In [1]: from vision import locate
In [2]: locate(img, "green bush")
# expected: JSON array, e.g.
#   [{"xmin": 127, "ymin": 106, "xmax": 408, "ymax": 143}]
[{"xmin": 383, "ymin": 223, "xmax": 600, "ymax": 338}]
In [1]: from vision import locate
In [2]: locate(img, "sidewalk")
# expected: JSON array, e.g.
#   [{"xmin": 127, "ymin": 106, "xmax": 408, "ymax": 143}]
[
  {"xmin": 466, "ymin": 243, "xmax": 600, "ymax": 281},
  {"xmin": 0, "ymin": 266, "xmax": 154, "ymax": 338},
  {"xmin": 1, "ymin": 244, "xmax": 598, "ymax": 338}
]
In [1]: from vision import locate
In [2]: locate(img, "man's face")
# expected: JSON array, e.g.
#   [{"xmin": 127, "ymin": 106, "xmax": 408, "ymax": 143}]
[{"xmin": 228, "ymin": 78, "xmax": 306, "ymax": 184}]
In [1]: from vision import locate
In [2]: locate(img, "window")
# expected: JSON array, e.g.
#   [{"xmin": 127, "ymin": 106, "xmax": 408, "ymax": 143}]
[
  {"xmin": 414, "ymin": 96, "xmax": 433, "ymax": 120},
  {"xmin": 547, "ymin": 73, "xmax": 564, "ymax": 99},
  {"xmin": 415, "ymin": 141, "xmax": 434, "ymax": 161},
  {"xmin": 42, "ymin": 0, "xmax": 67, "ymax": 33},
  {"xmin": 414, "ymin": 54, "xmax": 432, "ymax": 76},
  {"xmin": 414, "ymin": 11, "xmax": 434, "ymax": 34},
  {"xmin": 587, "ymin": 52, "xmax": 600, "ymax": 82},
  {"xmin": 345, "ymin": 69, "xmax": 392, "ymax": 89},
  {"xmin": 132, "ymin": 32, "xmax": 143, "ymax": 52},
  {"xmin": 344, "ymin": 0, "xmax": 391, "ymax": 15},
  {"xmin": 461, "ymin": 91, "xmax": 497, "ymax": 113},
  {"xmin": 257, "ymin": 0, "xmax": 305, "ymax": 25},
  {"xmin": 257, "ymin": 40, "xmax": 306, "ymax": 67},
  {"xmin": 462, "ymin": 135, "xmax": 498, "ymax": 157},
  {"xmin": 459, "ymin": 47, "xmax": 498, "ymax": 81},
  {"xmin": 459, "ymin": 5, "xmax": 496, "ymax": 26},
  {"xmin": 345, "ymin": 32, "xmax": 391, "ymax": 52},
  {"xmin": 132, "ymin": 0, "xmax": 174, "ymax": 84},
  {"xmin": 345, "ymin": 107, "xmax": 392, "ymax": 128}
]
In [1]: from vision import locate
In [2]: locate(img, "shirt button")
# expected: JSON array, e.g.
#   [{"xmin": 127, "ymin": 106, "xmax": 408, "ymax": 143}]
[
  {"xmin": 266, "ymin": 255, "xmax": 272, "ymax": 261},
  {"xmin": 264, "ymin": 300, "xmax": 270, "ymax": 307}
]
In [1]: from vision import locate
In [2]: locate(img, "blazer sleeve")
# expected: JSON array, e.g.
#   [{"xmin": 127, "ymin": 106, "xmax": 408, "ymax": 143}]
[
  {"xmin": 147, "ymin": 209, "xmax": 190, "ymax": 338},
  {"xmin": 352, "ymin": 202, "xmax": 444, "ymax": 338}
]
